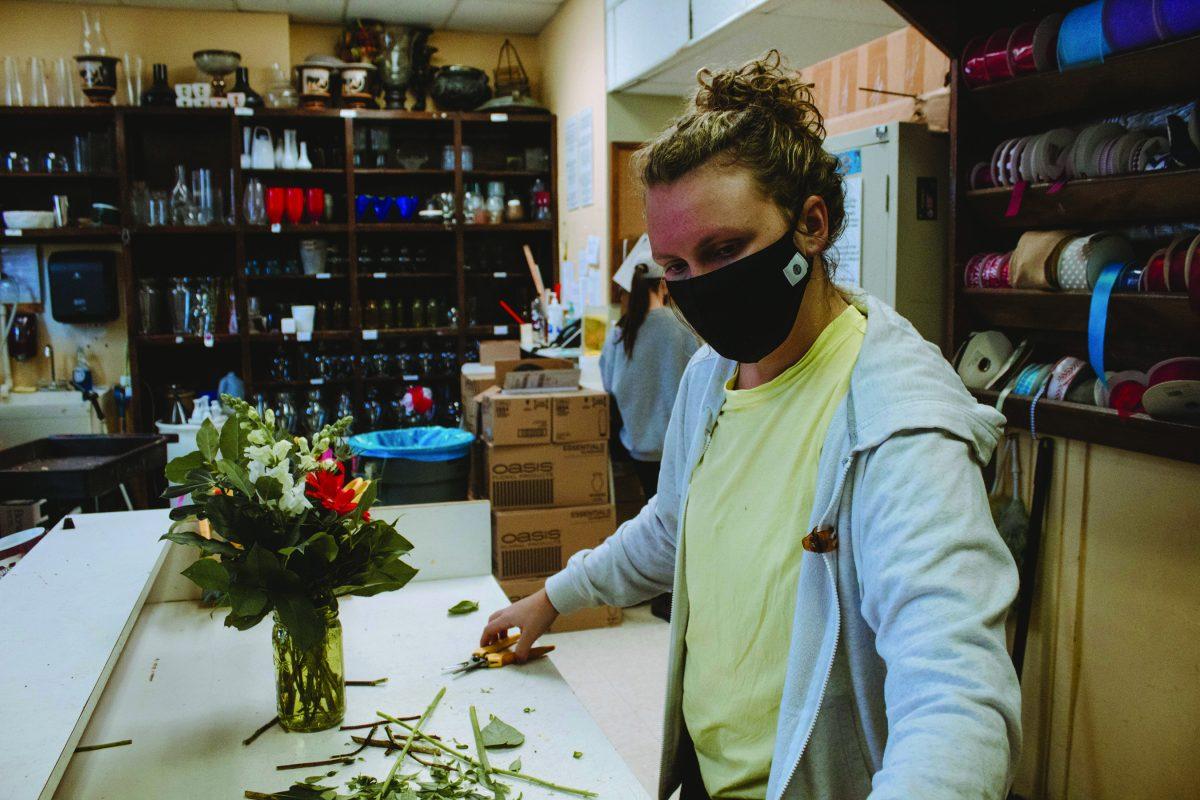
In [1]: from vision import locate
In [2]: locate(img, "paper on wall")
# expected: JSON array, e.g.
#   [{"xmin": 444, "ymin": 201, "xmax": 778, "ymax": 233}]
[
  {"xmin": 838, "ymin": 175, "xmax": 863, "ymax": 287},
  {"xmin": 584, "ymin": 234, "xmax": 600, "ymax": 266},
  {"xmin": 565, "ymin": 107, "xmax": 594, "ymax": 210}
]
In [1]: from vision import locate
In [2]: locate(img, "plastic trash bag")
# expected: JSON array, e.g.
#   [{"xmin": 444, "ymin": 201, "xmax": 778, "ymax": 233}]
[{"xmin": 348, "ymin": 426, "xmax": 474, "ymax": 463}]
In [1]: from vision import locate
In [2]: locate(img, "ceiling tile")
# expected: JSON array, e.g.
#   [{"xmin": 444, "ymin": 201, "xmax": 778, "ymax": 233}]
[
  {"xmin": 445, "ymin": 0, "xmax": 560, "ymax": 35},
  {"xmin": 345, "ymin": 0, "xmax": 457, "ymax": 28},
  {"xmin": 287, "ymin": 0, "xmax": 348, "ymax": 24},
  {"xmin": 235, "ymin": 0, "xmax": 289, "ymax": 13}
]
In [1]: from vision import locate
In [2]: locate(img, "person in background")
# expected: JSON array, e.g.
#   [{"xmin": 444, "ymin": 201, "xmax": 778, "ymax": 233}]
[
  {"xmin": 601, "ymin": 260, "xmax": 699, "ymax": 498},
  {"xmin": 483, "ymin": 51, "xmax": 1019, "ymax": 800}
]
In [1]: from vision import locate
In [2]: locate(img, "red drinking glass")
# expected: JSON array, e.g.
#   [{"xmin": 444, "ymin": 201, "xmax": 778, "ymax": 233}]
[
  {"xmin": 265, "ymin": 187, "xmax": 285, "ymax": 226},
  {"xmin": 285, "ymin": 187, "xmax": 305, "ymax": 225},
  {"xmin": 305, "ymin": 187, "xmax": 325, "ymax": 223}
]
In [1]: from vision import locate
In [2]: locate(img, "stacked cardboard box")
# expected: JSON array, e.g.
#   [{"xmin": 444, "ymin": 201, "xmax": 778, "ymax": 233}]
[{"xmin": 474, "ymin": 360, "xmax": 621, "ymax": 631}]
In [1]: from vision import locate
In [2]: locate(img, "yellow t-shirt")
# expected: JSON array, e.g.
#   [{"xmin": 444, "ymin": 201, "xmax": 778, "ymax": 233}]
[{"xmin": 681, "ymin": 305, "xmax": 866, "ymax": 799}]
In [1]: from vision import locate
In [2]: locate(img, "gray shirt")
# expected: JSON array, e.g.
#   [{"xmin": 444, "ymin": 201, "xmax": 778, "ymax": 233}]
[{"xmin": 600, "ymin": 306, "xmax": 699, "ymax": 462}]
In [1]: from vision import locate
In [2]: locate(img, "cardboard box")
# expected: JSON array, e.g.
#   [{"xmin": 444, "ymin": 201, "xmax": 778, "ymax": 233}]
[
  {"xmin": 492, "ymin": 504, "xmax": 615, "ymax": 579},
  {"xmin": 480, "ymin": 387, "xmax": 553, "ymax": 446},
  {"xmin": 461, "ymin": 363, "xmax": 498, "ymax": 435},
  {"xmin": 499, "ymin": 576, "xmax": 622, "ymax": 633},
  {"xmin": 551, "ymin": 389, "xmax": 609, "ymax": 443},
  {"xmin": 484, "ymin": 441, "xmax": 610, "ymax": 510},
  {"xmin": 481, "ymin": 386, "xmax": 609, "ymax": 446},
  {"xmin": 480, "ymin": 339, "xmax": 521, "ymax": 365},
  {"xmin": 1, "ymin": 499, "xmax": 43, "ymax": 537}
]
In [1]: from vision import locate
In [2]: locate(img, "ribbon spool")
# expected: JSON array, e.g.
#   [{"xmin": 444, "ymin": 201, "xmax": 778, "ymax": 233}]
[
  {"xmin": 1070, "ymin": 122, "xmax": 1126, "ymax": 178},
  {"xmin": 1142, "ymin": 356, "xmax": 1200, "ymax": 421},
  {"xmin": 1031, "ymin": 128, "xmax": 1077, "ymax": 182},
  {"xmin": 1140, "ymin": 247, "xmax": 1168, "ymax": 292},
  {"xmin": 1130, "ymin": 134, "xmax": 1170, "ymax": 171},
  {"xmin": 1087, "ymin": 260, "xmax": 1132, "ymax": 388},
  {"xmin": 956, "ymin": 331, "xmax": 1015, "ymax": 389},
  {"xmin": 962, "ymin": 37, "xmax": 990, "ymax": 87},
  {"xmin": 1107, "ymin": 370, "xmax": 1149, "ymax": 417},
  {"xmin": 1163, "ymin": 232, "xmax": 1193, "ymax": 290},
  {"xmin": 1066, "ymin": 375, "xmax": 1099, "ymax": 405},
  {"xmin": 970, "ymin": 162, "xmax": 996, "ymax": 190},
  {"xmin": 1046, "ymin": 356, "xmax": 1091, "ymax": 400},
  {"xmin": 1007, "ymin": 23, "xmax": 1039, "ymax": 75},
  {"xmin": 1058, "ymin": 0, "xmax": 1113, "ymax": 69},
  {"xmin": 1083, "ymin": 232, "xmax": 1135, "ymax": 289},
  {"xmin": 1056, "ymin": 235, "xmax": 1091, "ymax": 290},
  {"xmin": 1156, "ymin": 0, "xmax": 1200, "ymax": 38},
  {"xmin": 1012, "ymin": 229, "xmax": 1077, "ymax": 289},
  {"xmin": 1032, "ymin": 13, "xmax": 1064, "ymax": 71},
  {"xmin": 984, "ymin": 28, "xmax": 1016, "ymax": 82},
  {"xmin": 1103, "ymin": 0, "xmax": 1163, "ymax": 52}
]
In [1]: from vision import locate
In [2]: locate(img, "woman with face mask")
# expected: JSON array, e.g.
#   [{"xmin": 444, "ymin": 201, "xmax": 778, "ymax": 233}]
[
  {"xmin": 482, "ymin": 51, "xmax": 1020, "ymax": 800},
  {"xmin": 601, "ymin": 260, "xmax": 699, "ymax": 498}
]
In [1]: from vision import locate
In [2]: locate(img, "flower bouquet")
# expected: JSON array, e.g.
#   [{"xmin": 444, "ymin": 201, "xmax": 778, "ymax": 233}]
[{"xmin": 161, "ymin": 395, "xmax": 417, "ymax": 732}]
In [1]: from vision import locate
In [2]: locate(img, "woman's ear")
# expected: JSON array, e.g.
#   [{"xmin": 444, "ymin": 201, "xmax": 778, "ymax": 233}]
[{"xmin": 792, "ymin": 195, "xmax": 829, "ymax": 259}]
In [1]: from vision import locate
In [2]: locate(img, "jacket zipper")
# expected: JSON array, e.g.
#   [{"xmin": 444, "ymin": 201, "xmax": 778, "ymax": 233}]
[{"xmin": 775, "ymin": 454, "xmax": 855, "ymax": 800}]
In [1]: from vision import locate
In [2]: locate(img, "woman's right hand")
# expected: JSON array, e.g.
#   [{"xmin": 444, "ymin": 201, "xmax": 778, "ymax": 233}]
[{"xmin": 480, "ymin": 588, "xmax": 560, "ymax": 662}]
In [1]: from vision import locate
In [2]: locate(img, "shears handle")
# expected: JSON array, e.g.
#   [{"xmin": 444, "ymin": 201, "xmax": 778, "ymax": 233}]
[
  {"xmin": 485, "ymin": 645, "xmax": 555, "ymax": 668},
  {"xmin": 473, "ymin": 633, "xmax": 521, "ymax": 658}
]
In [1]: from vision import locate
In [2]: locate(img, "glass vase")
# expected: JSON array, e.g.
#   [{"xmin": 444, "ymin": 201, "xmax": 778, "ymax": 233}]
[{"xmin": 272, "ymin": 601, "xmax": 345, "ymax": 732}]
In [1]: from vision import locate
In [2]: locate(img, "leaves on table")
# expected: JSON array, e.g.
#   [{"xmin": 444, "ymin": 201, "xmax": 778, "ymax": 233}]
[
  {"xmin": 447, "ymin": 600, "xmax": 479, "ymax": 616},
  {"xmin": 572, "ymin": 752, "xmax": 583, "ymax": 759},
  {"xmin": 508, "ymin": 759, "xmax": 521, "ymax": 772},
  {"xmin": 522, "ymin": 708, "xmax": 534, "ymax": 714},
  {"xmin": 480, "ymin": 715, "xmax": 525, "ymax": 749}
]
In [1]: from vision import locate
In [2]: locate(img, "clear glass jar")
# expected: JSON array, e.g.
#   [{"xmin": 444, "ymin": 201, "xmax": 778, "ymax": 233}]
[
  {"xmin": 485, "ymin": 194, "xmax": 504, "ymax": 225},
  {"xmin": 272, "ymin": 601, "xmax": 345, "ymax": 733}
]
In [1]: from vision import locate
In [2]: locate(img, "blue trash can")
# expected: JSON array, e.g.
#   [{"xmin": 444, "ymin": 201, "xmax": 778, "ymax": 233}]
[{"xmin": 348, "ymin": 427, "xmax": 475, "ymax": 506}]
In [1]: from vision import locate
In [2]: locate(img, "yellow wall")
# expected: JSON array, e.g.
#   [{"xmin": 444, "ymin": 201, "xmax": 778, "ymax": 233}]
[
  {"xmin": 538, "ymin": 0, "xmax": 609, "ymax": 300},
  {"xmin": 289, "ymin": 24, "xmax": 543, "ymax": 111},
  {"xmin": 607, "ymin": 92, "xmax": 683, "ymax": 144},
  {"xmin": 1008, "ymin": 433, "xmax": 1200, "ymax": 800},
  {"xmin": 0, "ymin": 0, "xmax": 291, "ymax": 94}
]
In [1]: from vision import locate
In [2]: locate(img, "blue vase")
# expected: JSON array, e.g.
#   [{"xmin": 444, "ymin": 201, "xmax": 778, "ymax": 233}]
[
  {"xmin": 355, "ymin": 194, "xmax": 372, "ymax": 222},
  {"xmin": 372, "ymin": 195, "xmax": 393, "ymax": 222},
  {"xmin": 396, "ymin": 194, "xmax": 418, "ymax": 221},
  {"xmin": 218, "ymin": 371, "xmax": 245, "ymax": 399}
]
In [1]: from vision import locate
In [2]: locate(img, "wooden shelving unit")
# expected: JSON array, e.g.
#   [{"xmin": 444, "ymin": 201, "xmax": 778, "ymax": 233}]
[
  {"xmin": 0, "ymin": 106, "xmax": 556, "ymax": 434},
  {"xmin": 885, "ymin": 1, "xmax": 1200, "ymax": 463}
]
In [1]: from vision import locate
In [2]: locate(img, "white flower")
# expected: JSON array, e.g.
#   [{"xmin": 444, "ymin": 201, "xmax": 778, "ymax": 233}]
[
  {"xmin": 298, "ymin": 453, "xmax": 319, "ymax": 473},
  {"xmin": 247, "ymin": 428, "xmax": 269, "ymax": 446},
  {"xmin": 264, "ymin": 408, "xmax": 275, "ymax": 427}
]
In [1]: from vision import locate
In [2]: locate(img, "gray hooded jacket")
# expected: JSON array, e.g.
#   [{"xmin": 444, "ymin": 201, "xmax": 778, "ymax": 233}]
[{"xmin": 547, "ymin": 293, "xmax": 1022, "ymax": 799}]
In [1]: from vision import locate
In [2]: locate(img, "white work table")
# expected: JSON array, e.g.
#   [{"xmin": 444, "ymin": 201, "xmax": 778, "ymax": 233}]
[{"xmin": 2, "ymin": 504, "xmax": 650, "ymax": 800}]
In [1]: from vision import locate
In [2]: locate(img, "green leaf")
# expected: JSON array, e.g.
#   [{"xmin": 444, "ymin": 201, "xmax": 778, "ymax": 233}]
[
  {"xmin": 160, "ymin": 469, "xmax": 213, "ymax": 499},
  {"xmin": 573, "ymin": 751, "xmax": 583, "ymax": 759},
  {"xmin": 167, "ymin": 503, "xmax": 202, "ymax": 521},
  {"xmin": 480, "ymin": 715, "xmax": 524, "ymax": 749},
  {"xmin": 161, "ymin": 527, "xmax": 239, "ymax": 557},
  {"xmin": 336, "ymin": 557, "xmax": 418, "ymax": 598},
  {"xmin": 227, "ymin": 583, "xmax": 268, "ymax": 618},
  {"xmin": 256, "ymin": 476, "xmax": 283, "ymax": 501},
  {"xmin": 448, "ymin": 600, "xmax": 479, "ymax": 616},
  {"xmin": 164, "ymin": 450, "xmax": 205, "ymax": 484},
  {"xmin": 271, "ymin": 592, "xmax": 324, "ymax": 651},
  {"xmin": 197, "ymin": 417, "xmax": 219, "ymax": 461},
  {"xmin": 181, "ymin": 558, "xmax": 230, "ymax": 593},
  {"xmin": 508, "ymin": 758, "xmax": 521, "ymax": 772},
  {"xmin": 219, "ymin": 416, "xmax": 248, "ymax": 462},
  {"xmin": 216, "ymin": 459, "xmax": 255, "ymax": 498}
]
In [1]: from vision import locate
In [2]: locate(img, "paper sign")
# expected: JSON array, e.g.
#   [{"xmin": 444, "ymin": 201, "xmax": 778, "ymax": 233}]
[
  {"xmin": 493, "ymin": 325, "xmax": 509, "ymax": 335},
  {"xmin": 489, "ymin": 112, "xmax": 509, "ymax": 122},
  {"xmin": 373, "ymin": 272, "xmax": 387, "ymax": 278},
  {"xmin": 565, "ymin": 107, "xmax": 594, "ymax": 210},
  {"xmin": 403, "ymin": 374, "xmax": 419, "ymax": 382},
  {"xmin": 340, "ymin": 109, "xmax": 357, "ymax": 118},
  {"xmin": 494, "ymin": 271, "xmax": 508, "ymax": 278},
  {"xmin": 234, "ymin": 107, "xmax": 254, "ymax": 117},
  {"xmin": 362, "ymin": 329, "xmax": 378, "ymax": 340},
  {"xmin": 839, "ymin": 175, "xmax": 863, "ymax": 287},
  {"xmin": 584, "ymin": 234, "xmax": 600, "ymax": 266}
]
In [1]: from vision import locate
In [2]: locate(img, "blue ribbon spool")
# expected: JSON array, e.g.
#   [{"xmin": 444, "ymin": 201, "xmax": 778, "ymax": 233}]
[
  {"xmin": 1087, "ymin": 261, "xmax": 1130, "ymax": 389},
  {"xmin": 1103, "ymin": 0, "xmax": 1162, "ymax": 52},
  {"xmin": 1157, "ymin": 0, "xmax": 1200, "ymax": 38},
  {"xmin": 1059, "ymin": 0, "xmax": 1113, "ymax": 69}
]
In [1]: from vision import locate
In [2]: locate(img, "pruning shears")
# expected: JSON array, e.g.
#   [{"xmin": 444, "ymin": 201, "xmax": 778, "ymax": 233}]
[{"xmin": 444, "ymin": 633, "xmax": 554, "ymax": 675}]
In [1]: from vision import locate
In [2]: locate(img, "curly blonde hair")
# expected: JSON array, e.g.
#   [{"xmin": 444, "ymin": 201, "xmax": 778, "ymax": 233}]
[{"xmin": 633, "ymin": 50, "xmax": 846, "ymax": 259}]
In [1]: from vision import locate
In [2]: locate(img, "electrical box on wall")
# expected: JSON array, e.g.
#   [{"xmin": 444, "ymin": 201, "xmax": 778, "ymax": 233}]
[{"xmin": 47, "ymin": 250, "xmax": 119, "ymax": 323}]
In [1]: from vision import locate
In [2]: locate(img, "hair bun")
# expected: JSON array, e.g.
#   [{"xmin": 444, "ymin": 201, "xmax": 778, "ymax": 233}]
[{"xmin": 694, "ymin": 49, "xmax": 824, "ymax": 139}]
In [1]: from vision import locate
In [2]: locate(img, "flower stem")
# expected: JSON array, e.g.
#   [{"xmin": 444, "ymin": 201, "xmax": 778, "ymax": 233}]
[
  {"xmin": 469, "ymin": 705, "xmax": 495, "ymax": 793},
  {"xmin": 377, "ymin": 710, "xmax": 597, "ymax": 798},
  {"xmin": 380, "ymin": 685, "xmax": 444, "ymax": 795}
]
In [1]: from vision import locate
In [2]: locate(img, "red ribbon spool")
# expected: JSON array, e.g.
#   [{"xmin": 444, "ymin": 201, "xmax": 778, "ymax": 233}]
[
  {"xmin": 1008, "ymin": 23, "xmax": 1039, "ymax": 75},
  {"xmin": 1149, "ymin": 356, "xmax": 1200, "ymax": 385},
  {"xmin": 962, "ymin": 37, "xmax": 990, "ymax": 87},
  {"xmin": 1165, "ymin": 234, "xmax": 1191, "ymax": 291},
  {"xmin": 1141, "ymin": 248, "xmax": 1167, "ymax": 292},
  {"xmin": 984, "ymin": 29, "xmax": 1015, "ymax": 82},
  {"xmin": 1108, "ymin": 378, "xmax": 1147, "ymax": 418}
]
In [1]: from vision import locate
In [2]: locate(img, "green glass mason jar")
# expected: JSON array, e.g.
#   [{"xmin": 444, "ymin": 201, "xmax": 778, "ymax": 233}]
[{"xmin": 272, "ymin": 601, "xmax": 345, "ymax": 732}]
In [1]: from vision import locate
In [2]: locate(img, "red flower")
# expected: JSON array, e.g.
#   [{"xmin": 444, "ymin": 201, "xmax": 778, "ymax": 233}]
[{"xmin": 305, "ymin": 462, "xmax": 358, "ymax": 516}]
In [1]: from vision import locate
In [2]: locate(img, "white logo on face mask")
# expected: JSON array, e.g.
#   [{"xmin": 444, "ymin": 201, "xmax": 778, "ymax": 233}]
[{"xmin": 783, "ymin": 252, "xmax": 810, "ymax": 286}]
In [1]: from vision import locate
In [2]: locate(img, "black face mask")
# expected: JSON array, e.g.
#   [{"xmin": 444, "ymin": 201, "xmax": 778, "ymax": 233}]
[{"xmin": 667, "ymin": 230, "xmax": 812, "ymax": 363}]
